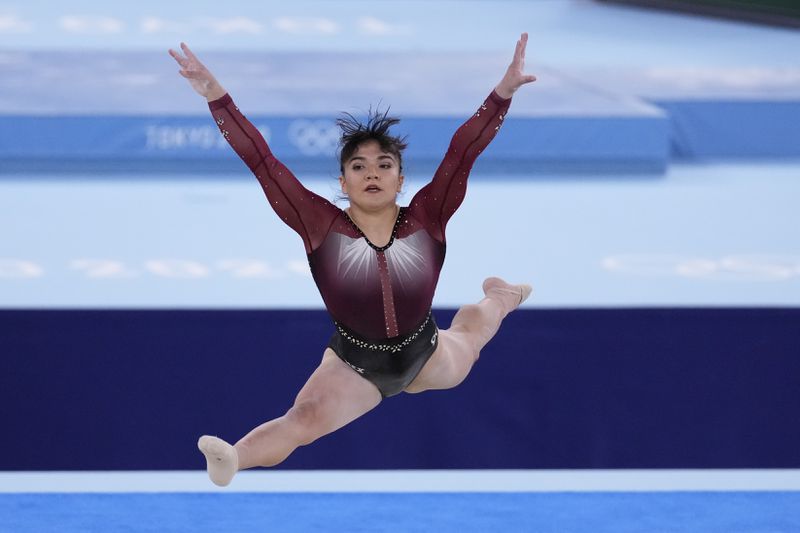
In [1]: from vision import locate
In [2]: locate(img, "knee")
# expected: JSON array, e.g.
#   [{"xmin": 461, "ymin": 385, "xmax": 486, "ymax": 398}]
[
  {"xmin": 451, "ymin": 303, "xmax": 500, "ymax": 351},
  {"xmin": 451, "ymin": 304, "xmax": 483, "ymax": 332},
  {"xmin": 285, "ymin": 400, "xmax": 324, "ymax": 443}
]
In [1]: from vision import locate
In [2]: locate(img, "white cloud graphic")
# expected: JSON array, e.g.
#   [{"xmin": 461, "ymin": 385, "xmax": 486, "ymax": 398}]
[
  {"xmin": 60, "ymin": 15, "xmax": 124, "ymax": 34},
  {"xmin": 202, "ymin": 16, "xmax": 263, "ymax": 35},
  {"xmin": 357, "ymin": 16, "xmax": 408, "ymax": 36},
  {"xmin": 274, "ymin": 17, "xmax": 339, "ymax": 35},
  {"xmin": 141, "ymin": 16, "xmax": 187, "ymax": 34},
  {"xmin": 0, "ymin": 13, "xmax": 32, "ymax": 33}
]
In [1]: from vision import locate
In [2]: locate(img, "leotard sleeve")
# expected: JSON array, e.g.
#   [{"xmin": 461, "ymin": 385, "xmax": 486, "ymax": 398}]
[
  {"xmin": 209, "ymin": 93, "xmax": 338, "ymax": 254},
  {"xmin": 409, "ymin": 90, "xmax": 511, "ymax": 243}
]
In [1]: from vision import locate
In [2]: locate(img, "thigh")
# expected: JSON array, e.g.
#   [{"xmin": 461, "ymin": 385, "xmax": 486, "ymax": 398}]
[
  {"xmin": 404, "ymin": 329, "xmax": 476, "ymax": 394},
  {"xmin": 293, "ymin": 348, "xmax": 383, "ymax": 430}
]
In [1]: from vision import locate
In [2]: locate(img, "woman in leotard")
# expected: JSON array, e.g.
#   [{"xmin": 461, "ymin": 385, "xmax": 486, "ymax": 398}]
[{"xmin": 169, "ymin": 34, "xmax": 536, "ymax": 486}]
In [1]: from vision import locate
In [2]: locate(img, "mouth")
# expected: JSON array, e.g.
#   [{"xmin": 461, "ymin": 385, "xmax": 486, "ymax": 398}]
[{"xmin": 364, "ymin": 185, "xmax": 382, "ymax": 193}]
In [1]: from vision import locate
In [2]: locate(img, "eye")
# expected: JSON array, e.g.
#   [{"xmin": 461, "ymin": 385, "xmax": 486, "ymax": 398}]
[
  {"xmin": 351, "ymin": 164, "xmax": 363, "ymax": 170},
  {"xmin": 380, "ymin": 163, "xmax": 392, "ymax": 169}
]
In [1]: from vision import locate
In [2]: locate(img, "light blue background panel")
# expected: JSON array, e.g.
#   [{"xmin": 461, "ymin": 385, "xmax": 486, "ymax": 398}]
[{"xmin": 1, "ymin": 162, "xmax": 798, "ymax": 308}]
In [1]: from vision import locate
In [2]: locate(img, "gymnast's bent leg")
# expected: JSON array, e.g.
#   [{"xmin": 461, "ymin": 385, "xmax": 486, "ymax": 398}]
[
  {"xmin": 404, "ymin": 277, "xmax": 532, "ymax": 393},
  {"xmin": 198, "ymin": 348, "xmax": 382, "ymax": 486}
]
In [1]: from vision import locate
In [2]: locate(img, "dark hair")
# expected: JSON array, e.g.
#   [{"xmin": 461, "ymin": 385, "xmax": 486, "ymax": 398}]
[{"xmin": 336, "ymin": 106, "xmax": 408, "ymax": 174}]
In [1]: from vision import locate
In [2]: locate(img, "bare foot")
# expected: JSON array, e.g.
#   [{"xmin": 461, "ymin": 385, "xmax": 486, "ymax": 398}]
[
  {"xmin": 198, "ymin": 435, "xmax": 239, "ymax": 487},
  {"xmin": 482, "ymin": 277, "xmax": 532, "ymax": 315}
]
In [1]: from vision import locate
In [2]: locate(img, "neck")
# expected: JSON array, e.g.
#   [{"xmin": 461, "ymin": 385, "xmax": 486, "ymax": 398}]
[{"xmin": 346, "ymin": 203, "xmax": 399, "ymax": 231}]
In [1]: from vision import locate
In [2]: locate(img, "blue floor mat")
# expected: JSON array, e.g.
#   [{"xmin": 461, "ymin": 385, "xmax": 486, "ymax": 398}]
[{"xmin": 2, "ymin": 492, "xmax": 799, "ymax": 533}]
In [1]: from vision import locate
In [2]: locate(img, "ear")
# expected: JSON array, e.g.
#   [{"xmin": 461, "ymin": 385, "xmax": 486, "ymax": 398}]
[
  {"xmin": 339, "ymin": 175, "xmax": 346, "ymax": 192},
  {"xmin": 397, "ymin": 174, "xmax": 404, "ymax": 192}
]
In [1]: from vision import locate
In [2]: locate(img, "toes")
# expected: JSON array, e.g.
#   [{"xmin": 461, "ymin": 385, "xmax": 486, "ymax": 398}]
[
  {"xmin": 198, "ymin": 435, "xmax": 229, "ymax": 457},
  {"xmin": 519, "ymin": 284, "xmax": 533, "ymax": 304},
  {"xmin": 197, "ymin": 435, "xmax": 213, "ymax": 452},
  {"xmin": 482, "ymin": 277, "xmax": 532, "ymax": 309}
]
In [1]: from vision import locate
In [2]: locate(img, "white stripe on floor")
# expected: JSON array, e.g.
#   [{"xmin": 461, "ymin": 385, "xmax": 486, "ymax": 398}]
[{"xmin": 1, "ymin": 470, "xmax": 799, "ymax": 493}]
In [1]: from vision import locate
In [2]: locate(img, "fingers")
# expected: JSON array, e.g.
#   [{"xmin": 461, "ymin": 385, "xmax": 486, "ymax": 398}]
[
  {"xmin": 181, "ymin": 42, "xmax": 199, "ymax": 62},
  {"xmin": 168, "ymin": 48, "xmax": 188, "ymax": 68},
  {"xmin": 516, "ymin": 32, "xmax": 528, "ymax": 61},
  {"xmin": 512, "ymin": 32, "xmax": 529, "ymax": 66},
  {"xmin": 168, "ymin": 43, "xmax": 199, "ymax": 65}
]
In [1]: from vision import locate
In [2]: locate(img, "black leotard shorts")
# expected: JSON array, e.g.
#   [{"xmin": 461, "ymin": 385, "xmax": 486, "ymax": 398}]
[{"xmin": 327, "ymin": 312, "xmax": 439, "ymax": 398}]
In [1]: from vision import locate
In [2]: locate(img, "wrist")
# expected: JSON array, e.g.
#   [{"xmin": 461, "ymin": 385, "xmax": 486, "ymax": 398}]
[
  {"xmin": 494, "ymin": 84, "xmax": 515, "ymax": 100},
  {"xmin": 205, "ymin": 83, "xmax": 227, "ymax": 102}
]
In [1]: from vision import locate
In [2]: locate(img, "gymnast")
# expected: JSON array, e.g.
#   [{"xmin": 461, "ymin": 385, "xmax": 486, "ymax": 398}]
[{"xmin": 168, "ymin": 33, "xmax": 536, "ymax": 486}]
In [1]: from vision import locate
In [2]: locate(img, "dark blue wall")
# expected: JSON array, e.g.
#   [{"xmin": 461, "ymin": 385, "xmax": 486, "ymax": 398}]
[{"xmin": 2, "ymin": 308, "xmax": 798, "ymax": 470}]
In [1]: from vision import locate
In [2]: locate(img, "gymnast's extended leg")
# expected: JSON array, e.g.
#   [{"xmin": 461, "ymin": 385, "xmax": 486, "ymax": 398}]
[
  {"xmin": 198, "ymin": 349, "xmax": 382, "ymax": 486},
  {"xmin": 404, "ymin": 277, "xmax": 532, "ymax": 393}
]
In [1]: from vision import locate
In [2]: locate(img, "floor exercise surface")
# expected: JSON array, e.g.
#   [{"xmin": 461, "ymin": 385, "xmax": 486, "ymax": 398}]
[{"xmin": 2, "ymin": 492, "xmax": 800, "ymax": 532}]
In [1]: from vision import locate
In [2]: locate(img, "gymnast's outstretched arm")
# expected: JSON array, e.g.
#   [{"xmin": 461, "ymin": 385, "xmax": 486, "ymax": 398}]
[
  {"xmin": 409, "ymin": 32, "xmax": 537, "ymax": 243},
  {"xmin": 168, "ymin": 43, "xmax": 338, "ymax": 254}
]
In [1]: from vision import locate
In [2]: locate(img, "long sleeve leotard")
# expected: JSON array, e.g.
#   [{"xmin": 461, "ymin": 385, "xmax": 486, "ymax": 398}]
[{"xmin": 209, "ymin": 90, "xmax": 511, "ymax": 341}]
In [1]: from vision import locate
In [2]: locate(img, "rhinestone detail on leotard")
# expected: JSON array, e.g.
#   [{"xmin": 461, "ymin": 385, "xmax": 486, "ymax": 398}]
[
  {"xmin": 342, "ymin": 208, "xmax": 405, "ymax": 252},
  {"xmin": 334, "ymin": 311, "xmax": 432, "ymax": 354}
]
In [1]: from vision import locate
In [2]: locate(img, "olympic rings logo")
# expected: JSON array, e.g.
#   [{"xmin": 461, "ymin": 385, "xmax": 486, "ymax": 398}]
[{"xmin": 287, "ymin": 119, "xmax": 340, "ymax": 156}]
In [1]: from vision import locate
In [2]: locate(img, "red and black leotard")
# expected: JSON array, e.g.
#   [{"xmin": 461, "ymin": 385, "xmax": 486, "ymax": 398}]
[{"xmin": 209, "ymin": 90, "xmax": 511, "ymax": 395}]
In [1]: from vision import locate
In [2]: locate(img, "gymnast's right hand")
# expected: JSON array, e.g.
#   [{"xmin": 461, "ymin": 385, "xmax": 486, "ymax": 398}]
[{"xmin": 168, "ymin": 42, "xmax": 227, "ymax": 102}]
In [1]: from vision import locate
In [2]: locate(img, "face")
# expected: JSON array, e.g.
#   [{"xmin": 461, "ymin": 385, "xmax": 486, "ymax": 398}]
[{"xmin": 339, "ymin": 140, "xmax": 404, "ymax": 211}]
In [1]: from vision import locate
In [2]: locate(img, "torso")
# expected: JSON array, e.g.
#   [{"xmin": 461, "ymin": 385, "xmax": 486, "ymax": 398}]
[{"xmin": 309, "ymin": 206, "xmax": 445, "ymax": 341}]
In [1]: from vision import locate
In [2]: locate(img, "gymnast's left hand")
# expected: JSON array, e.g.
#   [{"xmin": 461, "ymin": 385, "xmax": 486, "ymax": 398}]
[{"xmin": 495, "ymin": 32, "xmax": 537, "ymax": 99}]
